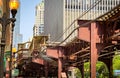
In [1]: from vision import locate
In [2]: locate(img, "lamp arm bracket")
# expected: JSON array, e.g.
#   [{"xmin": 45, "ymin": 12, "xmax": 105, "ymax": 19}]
[
  {"xmin": 7, "ymin": 18, "xmax": 16, "ymax": 25},
  {"xmin": 0, "ymin": 18, "xmax": 3, "ymax": 24},
  {"xmin": 0, "ymin": 18, "xmax": 15, "ymax": 28}
]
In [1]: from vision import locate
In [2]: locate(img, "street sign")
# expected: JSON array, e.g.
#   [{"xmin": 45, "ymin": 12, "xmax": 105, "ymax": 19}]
[
  {"xmin": 114, "ymin": 70, "xmax": 120, "ymax": 76},
  {"xmin": 12, "ymin": 69, "xmax": 19, "ymax": 76},
  {"xmin": 4, "ymin": 51, "xmax": 11, "ymax": 58}
]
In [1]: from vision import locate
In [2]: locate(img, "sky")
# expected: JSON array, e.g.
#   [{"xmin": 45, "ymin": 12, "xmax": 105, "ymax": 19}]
[{"xmin": 20, "ymin": 0, "xmax": 42, "ymax": 42}]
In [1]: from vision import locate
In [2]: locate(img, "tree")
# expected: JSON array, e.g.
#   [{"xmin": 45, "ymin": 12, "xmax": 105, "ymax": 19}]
[
  {"xmin": 74, "ymin": 68, "xmax": 81, "ymax": 78},
  {"xmin": 113, "ymin": 55, "xmax": 120, "ymax": 70}
]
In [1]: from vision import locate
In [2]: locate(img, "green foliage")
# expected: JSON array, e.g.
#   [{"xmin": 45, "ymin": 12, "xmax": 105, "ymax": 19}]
[
  {"xmin": 96, "ymin": 62, "xmax": 109, "ymax": 78},
  {"xmin": 84, "ymin": 62, "xmax": 90, "ymax": 78},
  {"xmin": 74, "ymin": 55, "xmax": 120, "ymax": 78},
  {"xmin": 74, "ymin": 68, "xmax": 81, "ymax": 78},
  {"xmin": 113, "ymin": 55, "xmax": 120, "ymax": 70}
]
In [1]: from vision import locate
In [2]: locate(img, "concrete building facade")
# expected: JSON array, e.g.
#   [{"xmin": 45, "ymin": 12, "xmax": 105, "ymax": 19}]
[{"xmin": 44, "ymin": 0, "xmax": 120, "ymax": 44}]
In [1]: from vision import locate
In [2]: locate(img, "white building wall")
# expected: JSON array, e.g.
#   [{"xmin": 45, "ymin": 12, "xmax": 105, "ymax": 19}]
[
  {"xmin": 35, "ymin": 1, "xmax": 44, "ymax": 26},
  {"xmin": 34, "ymin": 1, "xmax": 44, "ymax": 36}
]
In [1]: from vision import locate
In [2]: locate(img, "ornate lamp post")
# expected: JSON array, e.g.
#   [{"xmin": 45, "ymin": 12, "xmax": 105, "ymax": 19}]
[{"xmin": 0, "ymin": 0, "xmax": 20, "ymax": 78}]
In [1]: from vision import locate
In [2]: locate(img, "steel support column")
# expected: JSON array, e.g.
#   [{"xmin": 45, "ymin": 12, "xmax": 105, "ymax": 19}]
[
  {"xmin": 45, "ymin": 62, "xmax": 48, "ymax": 78},
  {"xmin": 108, "ymin": 58, "xmax": 113, "ymax": 78},
  {"xmin": 78, "ymin": 63, "xmax": 84, "ymax": 78},
  {"xmin": 105, "ymin": 58, "xmax": 113, "ymax": 78},
  {"xmin": 58, "ymin": 47, "xmax": 63, "ymax": 78},
  {"xmin": 90, "ymin": 22, "xmax": 98, "ymax": 78},
  {"xmin": 58, "ymin": 57, "xmax": 62, "ymax": 78}
]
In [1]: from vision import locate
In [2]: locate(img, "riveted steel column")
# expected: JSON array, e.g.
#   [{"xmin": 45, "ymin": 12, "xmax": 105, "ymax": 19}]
[
  {"xmin": 109, "ymin": 58, "xmax": 113, "ymax": 78},
  {"xmin": 45, "ymin": 62, "xmax": 48, "ymax": 78},
  {"xmin": 58, "ymin": 57, "xmax": 62, "ymax": 78},
  {"xmin": 58, "ymin": 47, "xmax": 63, "ymax": 78},
  {"xmin": 90, "ymin": 22, "xmax": 98, "ymax": 78},
  {"xmin": 79, "ymin": 63, "xmax": 84, "ymax": 78},
  {"xmin": 105, "ymin": 58, "xmax": 113, "ymax": 78}
]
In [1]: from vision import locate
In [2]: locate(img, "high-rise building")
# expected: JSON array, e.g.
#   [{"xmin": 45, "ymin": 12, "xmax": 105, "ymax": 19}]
[
  {"xmin": 44, "ymin": 0, "xmax": 120, "ymax": 43},
  {"xmin": 13, "ymin": 5, "xmax": 23, "ymax": 49},
  {"xmin": 33, "ymin": 0, "xmax": 44, "ymax": 36}
]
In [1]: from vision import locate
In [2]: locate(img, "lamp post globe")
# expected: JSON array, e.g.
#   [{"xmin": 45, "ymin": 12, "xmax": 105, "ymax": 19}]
[
  {"xmin": 9, "ymin": 0, "xmax": 20, "ymax": 10},
  {"xmin": 9, "ymin": 0, "xmax": 20, "ymax": 18}
]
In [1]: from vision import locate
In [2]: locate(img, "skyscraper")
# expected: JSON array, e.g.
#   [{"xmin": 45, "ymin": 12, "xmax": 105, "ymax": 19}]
[
  {"xmin": 33, "ymin": 0, "xmax": 44, "ymax": 36},
  {"xmin": 13, "ymin": 5, "xmax": 23, "ymax": 49},
  {"xmin": 44, "ymin": 0, "xmax": 120, "ymax": 43}
]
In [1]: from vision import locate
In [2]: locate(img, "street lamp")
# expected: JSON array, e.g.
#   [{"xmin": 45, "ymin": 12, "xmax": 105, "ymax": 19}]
[{"xmin": 0, "ymin": 0, "xmax": 20, "ymax": 78}]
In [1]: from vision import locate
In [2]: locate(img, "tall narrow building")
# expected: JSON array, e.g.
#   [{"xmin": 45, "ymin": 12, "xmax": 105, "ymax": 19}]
[
  {"xmin": 13, "ymin": 5, "xmax": 23, "ymax": 49},
  {"xmin": 44, "ymin": 0, "xmax": 120, "ymax": 43},
  {"xmin": 33, "ymin": 0, "xmax": 44, "ymax": 36}
]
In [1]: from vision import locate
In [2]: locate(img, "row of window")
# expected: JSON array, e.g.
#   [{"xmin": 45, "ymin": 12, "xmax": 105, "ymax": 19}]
[
  {"xmin": 65, "ymin": 0, "xmax": 120, "ymax": 11},
  {"xmin": 33, "ymin": 26, "xmax": 44, "ymax": 36}
]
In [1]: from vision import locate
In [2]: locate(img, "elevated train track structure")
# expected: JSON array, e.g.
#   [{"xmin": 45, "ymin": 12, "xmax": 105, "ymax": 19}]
[
  {"xmin": 46, "ymin": 3, "xmax": 120, "ymax": 78},
  {"xmin": 17, "ymin": 1, "xmax": 120, "ymax": 78}
]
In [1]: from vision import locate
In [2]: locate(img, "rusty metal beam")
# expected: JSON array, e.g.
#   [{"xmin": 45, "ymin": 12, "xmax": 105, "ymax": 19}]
[
  {"xmin": 90, "ymin": 22, "xmax": 98, "ymax": 78},
  {"xmin": 58, "ymin": 47, "xmax": 63, "ymax": 78},
  {"xmin": 72, "ymin": 59, "xmax": 88, "ymax": 66},
  {"xmin": 70, "ymin": 46, "xmax": 90, "ymax": 56},
  {"xmin": 107, "ymin": 32, "xmax": 120, "ymax": 40}
]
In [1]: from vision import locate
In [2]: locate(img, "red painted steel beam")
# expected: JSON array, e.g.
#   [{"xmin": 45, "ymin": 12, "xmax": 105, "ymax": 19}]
[
  {"xmin": 46, "ymin": 47, "xmax": 64, "ymax": 59},
  {"xmin": 90, "ymin": 22, "xmax": 98, "ymax": 78},
  {"xmin": 46, "ymin": 47, "xmax": 64, "ymax": 78},
  {"xmin": 46, "ymin": 48, "xmax": 59, "ymax": 59},
  {"xmin": 78, "ymin": 20, "xmax": 91, "ymax": 42},
  {"xmin": 58, "ymin": 56, "xmax": 62, "ymax": 78},
  {"xmin": 78, "ymin": 20, "xmax": 103, "ymax": 43},
  {"xmin": 32, "ymin": 58, "xmax": 44, "ymax": 65},
  {"xmin": 58, "ymin": 47, "xmax": 63, "ymax": 78},
  {"xmin": 77, "ymin": 20, "xmax": 106, "ymax": 78},
  {"xmin": 78, "ymin": 20, "xmax": 105, "ymax": 43}
]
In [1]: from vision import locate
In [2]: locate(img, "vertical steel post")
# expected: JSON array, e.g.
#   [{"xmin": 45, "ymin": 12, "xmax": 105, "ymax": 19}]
[
  {"xmin": 79, "ymin": 63, "xmax": 84, "ymax": 78},
  {"xmin": 9, "ymin": 19, "xmax": 16, "ymax": 78},
  {"xmin": 90, "ymin": 22, "xmax": 98, "ymax": 78},
  {"xmin": 105, "ymin": 58, "xmax": 113, "ymax": 78},
  {"xmin": 58, "ymin": 47, "xmax": 62, "ymax": 78},
  {"xmin": 45, "ymin": 62, "xmax": 48, "ymax": 78}
]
